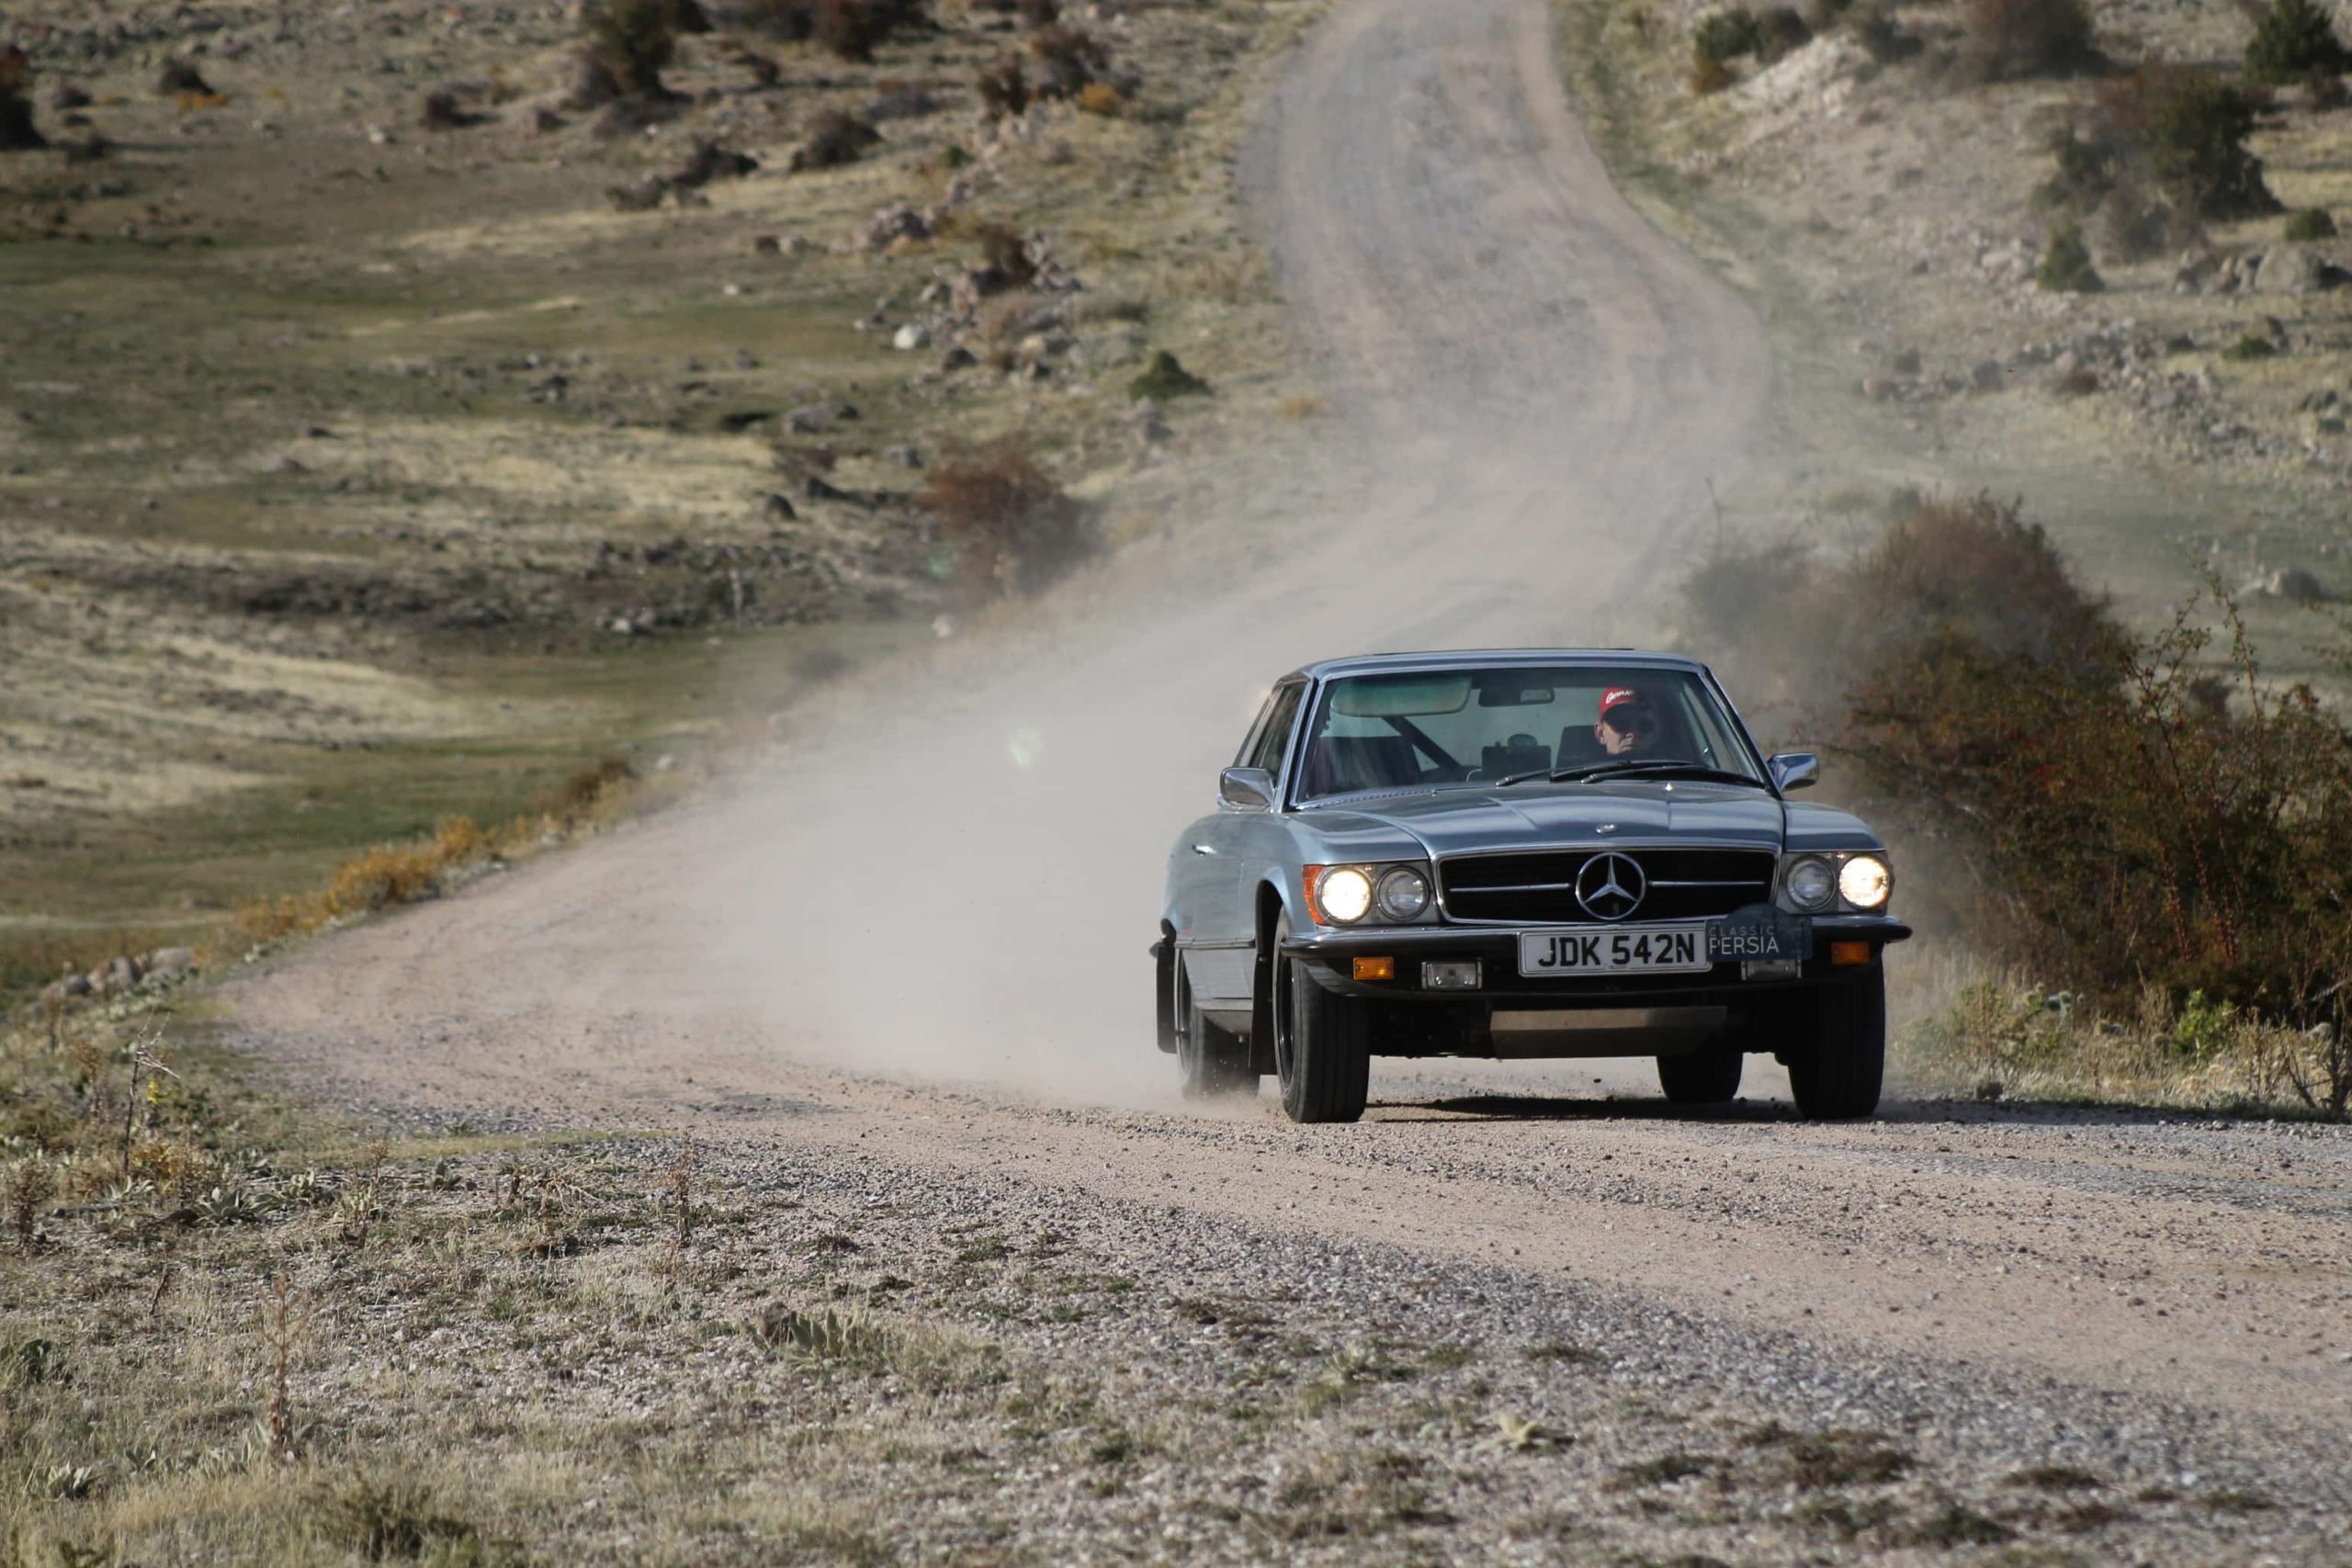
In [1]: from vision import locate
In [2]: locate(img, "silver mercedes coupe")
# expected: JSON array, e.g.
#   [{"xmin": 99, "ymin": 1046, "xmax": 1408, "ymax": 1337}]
[{"xmin": 1152, "ymin": 650, "xmax": 1911, "ymax": 1123}]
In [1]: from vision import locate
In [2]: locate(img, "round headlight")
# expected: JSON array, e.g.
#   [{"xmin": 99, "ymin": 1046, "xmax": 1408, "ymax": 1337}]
[
  {"xmin": 1839, "ymin": 854, "xmax": 1892, "ymax": 909},
  {"xmin": 1784, "ymin": 856, "xmax": 1836, "ymax": 911},
  {"xmin": 1317, "ymin": 866, "xmax": 1374, "ymax": 924},
  {"xmin": 1375, "ymin": 866, "xmax": 1430, "ymax": 922}
]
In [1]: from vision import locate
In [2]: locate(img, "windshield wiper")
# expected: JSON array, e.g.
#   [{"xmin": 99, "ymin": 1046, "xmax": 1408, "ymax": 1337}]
[{"xmin": 1497, "ymin": 760, "xmax": 1766, "ymax": 789}]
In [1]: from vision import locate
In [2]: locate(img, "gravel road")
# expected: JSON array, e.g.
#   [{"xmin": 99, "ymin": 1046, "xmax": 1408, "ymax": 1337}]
[{"xmin": 232, "ymin": 0, "xmax": 2352, "ymax": 1557}]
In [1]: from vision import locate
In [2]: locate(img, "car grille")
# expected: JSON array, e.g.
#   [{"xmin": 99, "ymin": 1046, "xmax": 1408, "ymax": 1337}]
[{"xmin": 1438, "ymin": 848, "xmax": 1777, "ymax": 924}]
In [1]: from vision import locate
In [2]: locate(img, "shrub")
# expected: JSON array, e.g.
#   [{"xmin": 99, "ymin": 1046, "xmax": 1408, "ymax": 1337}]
[
  {"xmin": 2311, "ymin": 64, "xmax": 2349, "ymax": 107},
  {"xmin": 154, "ymin": 59, "xmax": 212, "ymax": 96},
  {"xmin": 1075, "ymin": 80, "xmax": 1124, "ymax": 116},
  {"xmin": 1694, "ymin": 7, "xmax": 1766, "ymax": 64},
  {"xmin": 323, "ymin": 1480, "xmax": 479, "ymax": 1562},
  {"xmin": 1127, "ymin": 350, "xmax": 1210, "ymax": 400},
  {"xmin": 1028, "ymin": 24, "xmax": 1108, "ymax": 97},
  {"xmin": 1851, "ymin": 3, "xmax": 1922, "ymax": 62},
  {"xmin": 2285, "ymin": 206, "xmax": 2339, "ymax": 241},
  {"xmin": 1756, "ymin": 6, "xmax": 1815, "ymax": 60},
  {"xmin": 2098, "ymin": 63, "xmax": 2280, "ymax": 220},
  {"xmin": 2037, "ymin": 220, "xmax": 2104, "ymax": 290},
  {"xmin": 1960, "ymin": 0, "xmax": 2099, "ymax": 81},
  {"xmin": 734, "ymin": 0, "xmax": 817, "ymax": 40},
  {"xmin": 1681, "ymin": 496, "xmax": 2352, "ymax": 1114},
  {"xmin": 790, "ymin": 107, "xmax": 880, "ymax": 170},
  {"xmin": 815, "ymin": 0, "xmax": 924, "ymax": 62},
  {"xmin": 961, "ymin": 217, "xmax": 1037, "ymax": 286},
  {"xmin": 2222, "ymin": 333, "xmax": 2278, "ymax": 360},
  {"xmin": 2094, "ymin": 184, "xmax": 2181, "ymax": 259},
  {"xmin": 586, "ymin": 0, "xmax": 675, "ymax": 95},
  {"xmin": 2245, "ymin": 0, "xmax": 2350, "ymax": 85},
  {"xmin": 0, "ymin": 79, "xmax": 40, "ymax": 152},
  {"xmin": 919, "ymin": 448, "xmax": 1091, "ymax": 598},
  {"xmin": 977, "ymin": 55, "xmax": 1030, "ymax": 118},
  {"xmin": 1690, "ymin": 52, "xmax": 1738, "ymax": 93}
]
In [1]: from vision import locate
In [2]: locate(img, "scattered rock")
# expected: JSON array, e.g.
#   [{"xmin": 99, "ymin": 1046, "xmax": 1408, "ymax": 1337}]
[
  {"xmin": 522, "ymin": 106, "xmax": 563, "ymax": 137},
  {"xmin": 863, "ymin": 200, "xmax": 932, "ymax": 252},
  {"xmin": 785, "ymin": 400, "xmax": 859, "ymax": 434},
  {"xmin": 1888, "ymin": 346, "xmax": 1922, "ymax": 376},
  {"xmin": 606, "ymin": 176, "xmax": 668, "ymax": 212},
  {"xmin": 882, "ymin": 445, "xmax": 923, "ymax": 468},
  {"xmin": 891, "ymin": 321, "xmax": 932, "ymax": 351},
  {"xmin": 1970, "ymin": 359, "xmax": 2005, "ymax": 392},
  {"xmin": 939, "ymin": 345, "xmax": 978, "ymax": 371},
  {"xmin": 759, "ymin": 492, "xmax": 797, "ymax": 522},
  {"xmin": 147, "ymin": 947, "xmax": 197, "ymax": 977}
]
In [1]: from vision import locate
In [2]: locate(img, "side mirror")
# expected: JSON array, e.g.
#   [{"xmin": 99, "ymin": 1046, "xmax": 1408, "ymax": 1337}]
[
  {"xmin": 1219, "ymin": 766, "xmax": 1277, "ymax": 811},
  {"xmin": 1768, "ymin": 752, "xmax": 1819, "ymax": 792}
]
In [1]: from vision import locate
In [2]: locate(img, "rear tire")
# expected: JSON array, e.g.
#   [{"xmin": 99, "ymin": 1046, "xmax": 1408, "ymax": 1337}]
[
  {"xmin": 1272, "ymin": 913, "xmax": 1370, "ymax": 1123},
  {"xmin": 1177, "ymin": 957, "xmax": 1259, "ymax": 1100},
  {"xmin": 1657, "ymin": 1046, "xmax": 1743, "ymax": 1105},
  {"xmin": 1788, "ymin": 969, "xmax": 1885, "ymax": 1121}
]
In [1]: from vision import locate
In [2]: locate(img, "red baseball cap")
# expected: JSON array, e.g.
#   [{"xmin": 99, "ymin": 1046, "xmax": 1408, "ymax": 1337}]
[{"xmin": 1598, "ymin": 686, "xmax": 1645, "ymax": 718}]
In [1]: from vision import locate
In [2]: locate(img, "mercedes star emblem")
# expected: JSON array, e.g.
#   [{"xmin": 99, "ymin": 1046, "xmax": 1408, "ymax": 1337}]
[{"xmin": 1575, "ymin": 852, "xmax": 1645, "ymax": 921}]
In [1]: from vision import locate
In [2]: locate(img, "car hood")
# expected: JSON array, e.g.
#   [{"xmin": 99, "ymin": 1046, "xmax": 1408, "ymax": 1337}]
[{"xmin": 1306, "ymin": 782, "xmax": 1788, "ymax": 857}]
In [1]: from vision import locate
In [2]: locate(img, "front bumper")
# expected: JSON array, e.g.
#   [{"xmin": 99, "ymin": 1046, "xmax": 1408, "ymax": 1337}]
[{"xmin": 1277, "ymin": 915, "xmax": 1911, "ymax": 1006}]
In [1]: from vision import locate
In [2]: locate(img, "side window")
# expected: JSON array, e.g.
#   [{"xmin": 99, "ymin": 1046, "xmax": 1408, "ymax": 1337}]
[{"xmin": 1248, "ymin": 682, "xmax": 1305, "ymax": 775}]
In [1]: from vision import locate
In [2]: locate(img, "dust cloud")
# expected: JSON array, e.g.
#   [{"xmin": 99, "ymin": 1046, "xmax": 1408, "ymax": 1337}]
[{"xmin": 673, "ymin": 0, "xmax": 1777, "ymax": 1110}]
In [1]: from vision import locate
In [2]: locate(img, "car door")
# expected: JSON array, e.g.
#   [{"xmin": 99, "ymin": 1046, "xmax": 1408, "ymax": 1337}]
[{"xmin": 1190, "ymin": 678, "xmax": 1305, "ymax": 1005}]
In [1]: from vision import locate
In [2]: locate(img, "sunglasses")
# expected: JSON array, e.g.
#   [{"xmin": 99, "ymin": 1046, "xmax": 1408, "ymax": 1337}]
[{"xmin": 1603, "ymin": 708, "xmax": 1658, "ymax": 736}]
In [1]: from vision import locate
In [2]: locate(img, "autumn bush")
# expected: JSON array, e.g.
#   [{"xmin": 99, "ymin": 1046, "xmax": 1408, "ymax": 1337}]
[
  {"xmin": 977, "ymin": 54, "xmax": 1030, "ymax": 118},
  {"xmin": 919, "ymin": 447, "xmax": 1091, "ymax": 599},
  {"xmin": 1027, "ymin": 24, "xmax": 1108, "ymax": 98},
  {"xmin": 814, "ymin": 0, "xmax": 925, "ymax": 62},
  {"xmin": 1683, "ymin": 495, "xmax": 2352, "ymax": 1114},
  {"xmin": 586, "ymin": 0, "xmax": 676, "ymax": 95},
  {"xmin": 790, "ymin": 107, "xmax": 880, "ymax": 171},
  {"xmin": 1957, "ymin": 0, "xmax": 2099, "ymax": 81}
]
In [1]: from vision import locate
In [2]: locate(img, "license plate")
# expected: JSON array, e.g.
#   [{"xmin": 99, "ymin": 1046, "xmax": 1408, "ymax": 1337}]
[{"xmin": 1520, "ymin": 925, "xmax": 1708, "ymax": 976}]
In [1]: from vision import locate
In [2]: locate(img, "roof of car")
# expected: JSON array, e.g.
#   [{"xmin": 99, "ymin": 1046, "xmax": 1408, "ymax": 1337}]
[{"xmin": 1288, "ymin": 649, "xmax": 1706, "ymax": 682}]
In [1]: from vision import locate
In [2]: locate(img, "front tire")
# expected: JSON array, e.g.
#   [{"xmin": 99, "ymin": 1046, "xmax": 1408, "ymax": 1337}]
[
  {"xmin": 1788, "ymin": 969, "xmax": 1885, "ymax": 1121},
  {"xmin": 1272, "ymin": 914, "xmax": 1369, "ymax": 1123},
  {"xmin": 1657, "ymin": 1046, "xmax": 1743, "ymax": 1105},
  {"xmin": 1177, "ymin": 957, "xmax": 1259, "ymax": 1100}
]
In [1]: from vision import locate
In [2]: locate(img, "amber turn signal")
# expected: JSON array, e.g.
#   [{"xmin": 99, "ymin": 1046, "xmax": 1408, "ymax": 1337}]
[
  {"xmin": 1352, "ymin": 956, "xmax": 1396, "ymax": 981},
  {"xmin": 1829, "ymin": 941, "xmax": 1871, "ymax": 966}
]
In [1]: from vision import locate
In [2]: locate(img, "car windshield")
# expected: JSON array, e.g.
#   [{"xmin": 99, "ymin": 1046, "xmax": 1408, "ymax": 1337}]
[{"xmin": 1294, "ymin": 665, "xmax": 1764, "ymax": 800}]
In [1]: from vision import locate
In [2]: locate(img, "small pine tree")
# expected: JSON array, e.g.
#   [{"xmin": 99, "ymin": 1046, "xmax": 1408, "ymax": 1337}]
[
  {"xmin": 2245, "ymin": 0, "xmax": 2351, "ymax": 85},
  {"xmin": 2037, "ymin": 221, "xmax": 2105, "ymax": 292}
]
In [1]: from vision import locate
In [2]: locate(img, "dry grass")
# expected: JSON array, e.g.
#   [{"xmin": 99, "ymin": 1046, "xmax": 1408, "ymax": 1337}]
[
  {"xmin": 232, "ymin": 761, "xmax": 639, "ymax": 948},
  {"xmin": 1898, "ymin": 951, "xmax": 2346, "ymax": 1113}
]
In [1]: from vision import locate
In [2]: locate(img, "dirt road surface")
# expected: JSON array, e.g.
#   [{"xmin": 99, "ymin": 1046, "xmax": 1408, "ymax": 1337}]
[{"xmin": 234, "ymin": 0, "xmax": 2352, "ymax": 1557}]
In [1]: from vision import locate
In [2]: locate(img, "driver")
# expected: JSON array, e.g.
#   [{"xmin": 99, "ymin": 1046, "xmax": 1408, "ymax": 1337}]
[{"xmin": 1593, "ymin": 686, "xmax": 1663, "ymax": 757}]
